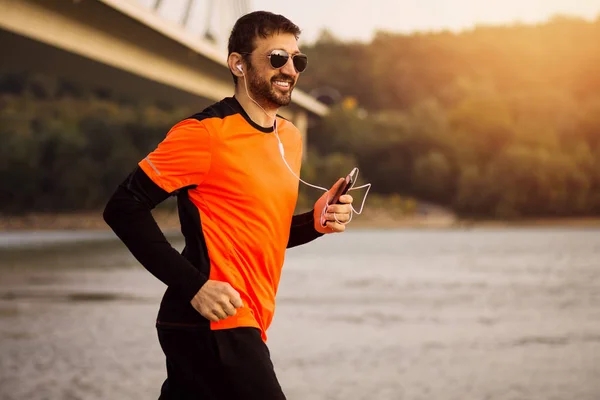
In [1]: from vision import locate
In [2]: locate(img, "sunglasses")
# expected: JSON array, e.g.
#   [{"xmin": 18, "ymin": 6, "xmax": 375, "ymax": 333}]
[{"xmin": 243, "ymin": 49, "xmax": 308, "ymax": 73}]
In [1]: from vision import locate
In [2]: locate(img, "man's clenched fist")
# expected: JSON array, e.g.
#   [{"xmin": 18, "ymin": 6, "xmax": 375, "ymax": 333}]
[{"xmin": 190, "ymin": 280, "xmax": 243, "ymax": 322}]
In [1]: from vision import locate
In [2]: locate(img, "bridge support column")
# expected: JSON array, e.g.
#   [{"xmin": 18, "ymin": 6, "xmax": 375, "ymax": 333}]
[{"xmin": 292, "ymin": 110, "xmax": 308, "ymax": 161}]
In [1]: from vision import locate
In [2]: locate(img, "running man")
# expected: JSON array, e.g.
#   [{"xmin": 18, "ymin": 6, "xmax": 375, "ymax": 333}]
[{"xmin": 104, "ymin": 10, "xmax": 353, "ymax": 399}]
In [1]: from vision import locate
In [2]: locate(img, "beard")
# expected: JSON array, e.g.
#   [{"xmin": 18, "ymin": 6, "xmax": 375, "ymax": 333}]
[{"xmin": 247, "ymin": 68, "xmax": 295, "ymax": 108}]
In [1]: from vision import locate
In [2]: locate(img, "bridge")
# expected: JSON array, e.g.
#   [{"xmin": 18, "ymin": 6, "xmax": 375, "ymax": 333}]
[{"xmin": 0, "ymin": 0, "xmax": 328, "ymax": 143}]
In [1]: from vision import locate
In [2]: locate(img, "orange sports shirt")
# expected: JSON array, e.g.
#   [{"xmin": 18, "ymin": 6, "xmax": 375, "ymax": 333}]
[{"xmin": 138, "ymin": 97, "xmax": 302, "ymax": 341}]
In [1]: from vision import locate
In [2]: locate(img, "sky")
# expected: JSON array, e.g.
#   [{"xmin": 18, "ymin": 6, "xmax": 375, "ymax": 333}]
[
  {"xmin": 138, "ymin": 0, "xmax": 600, "ymax": 47},
  {"xmin": 251, "ymin": 0, "xmax": 600, "ymax": 43}
]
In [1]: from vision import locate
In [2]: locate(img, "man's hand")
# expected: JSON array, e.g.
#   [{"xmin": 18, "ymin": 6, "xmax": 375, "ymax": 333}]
[
  {"xmin": 190, "ymin": 280, "xmax": 243, "ymax": 322},
  {"xmin": 313, "ymin": 178, "xmax": 354, "ymax": 234}
]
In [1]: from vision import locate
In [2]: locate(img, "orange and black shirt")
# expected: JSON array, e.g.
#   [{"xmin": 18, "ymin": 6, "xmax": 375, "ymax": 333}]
[{"xmin": 104, "ymin": 97, "xmax": 322, "ymax": 341}]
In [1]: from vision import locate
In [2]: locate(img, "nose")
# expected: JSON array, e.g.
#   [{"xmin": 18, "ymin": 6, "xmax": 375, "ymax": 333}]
[{"xmin": 280, "ymin": 56, "xmax": 298, "ymax": 78}]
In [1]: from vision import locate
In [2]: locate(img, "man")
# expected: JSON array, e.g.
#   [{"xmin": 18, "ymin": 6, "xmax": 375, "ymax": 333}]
[{"xmin": 103, "ymin": 10, "xmax": 353, "ymax": 400}]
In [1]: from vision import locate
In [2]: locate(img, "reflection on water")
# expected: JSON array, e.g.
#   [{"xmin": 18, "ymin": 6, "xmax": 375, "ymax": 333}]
[
  {"xmin": 0, "ymin": 291, "xmax": 151, "ymax": 303},
  {"xmin": 0, "ymin": 230, "xmax": 116, "ymax": 249},
  {"xmin": 1, "ymin": 228, "xmax": 600, "ymax": 400}
]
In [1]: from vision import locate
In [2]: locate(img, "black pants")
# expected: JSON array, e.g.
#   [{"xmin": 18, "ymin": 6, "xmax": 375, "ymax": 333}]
[{"xmin": 157, "ymin": 326, "xmax": 286, "ymax": 400}]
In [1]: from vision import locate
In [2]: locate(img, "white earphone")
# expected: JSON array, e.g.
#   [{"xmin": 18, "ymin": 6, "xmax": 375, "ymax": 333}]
[{"xmin": 237, "ymin": 64, "xmax": 243, "ymax": 73}]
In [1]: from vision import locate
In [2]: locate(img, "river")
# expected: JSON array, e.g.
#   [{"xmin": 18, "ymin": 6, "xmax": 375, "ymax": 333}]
[{"xmin": 1, "ymin": 228, "xmax": 599, "ymax": 399}]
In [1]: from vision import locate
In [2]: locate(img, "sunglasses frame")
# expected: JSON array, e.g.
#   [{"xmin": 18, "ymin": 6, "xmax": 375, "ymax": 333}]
[{"xmin": 240, "ymin": 49, "xmax": 308, "ymax": 73}]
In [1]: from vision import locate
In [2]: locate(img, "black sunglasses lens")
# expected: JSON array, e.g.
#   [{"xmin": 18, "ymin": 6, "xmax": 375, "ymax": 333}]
[
  {"xmin": 269, "ymin": 53, "xmax": 288, "ymax": 69},
  {"xmin": 269, "ymin": 51, "xmax": 308, "ymax": 72},
  {"xmin": 293, "ymin": 55, "xmax": 308, "ymax": 72}
]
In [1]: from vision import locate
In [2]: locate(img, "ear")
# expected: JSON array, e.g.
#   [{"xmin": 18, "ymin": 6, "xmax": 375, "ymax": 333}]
[{"xmin": 228, "ymin": 53, "xmax": 245, "ymax": 78}]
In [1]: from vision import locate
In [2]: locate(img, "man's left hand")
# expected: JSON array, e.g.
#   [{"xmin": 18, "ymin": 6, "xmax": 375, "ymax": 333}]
[{"xmin": 313, "ymin": 178, "xmax": 354, "ymax": 234}]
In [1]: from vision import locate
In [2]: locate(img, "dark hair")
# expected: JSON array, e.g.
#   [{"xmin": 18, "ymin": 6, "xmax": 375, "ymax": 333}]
[{"xmin": 228, "ymin": 11, "xmax": 301, "ymax": 84}]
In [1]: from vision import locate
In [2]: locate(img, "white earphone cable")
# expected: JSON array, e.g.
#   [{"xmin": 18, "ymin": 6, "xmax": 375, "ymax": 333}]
[
  {"xmin": 274, "ymin": 126, "xmax": 371, "ymax": 216},
  {"xmin": 240, "ymin": 65, "xmax": 371, "ymax": 218}
]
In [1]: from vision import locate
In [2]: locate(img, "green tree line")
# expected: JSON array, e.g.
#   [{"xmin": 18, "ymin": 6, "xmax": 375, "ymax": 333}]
[
  {"xmin": 1, "ymin": 15, "xmax": 599, "ymax": 218},
  {"xmin": 0, "ymin": 73, "xmax": 189, "ymax": 213},
  {"xmin": 299, "ymin": 15, "xmax": 600, "ymax": 217}
]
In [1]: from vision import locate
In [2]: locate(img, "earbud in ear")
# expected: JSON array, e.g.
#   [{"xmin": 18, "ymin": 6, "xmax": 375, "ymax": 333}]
[{"xmin": 237, "ymin": 64, "xmax": 243, "ymax": 73}]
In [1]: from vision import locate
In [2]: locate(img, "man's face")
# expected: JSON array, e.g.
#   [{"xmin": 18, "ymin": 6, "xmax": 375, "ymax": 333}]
[{"xmin": 245, "ymin": 33, "xmax": 301, "ymax": 108}]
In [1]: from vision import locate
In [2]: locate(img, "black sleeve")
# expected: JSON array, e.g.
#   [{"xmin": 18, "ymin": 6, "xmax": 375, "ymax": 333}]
[
  {"xmin": 103, "ymin": 167, "xmax": 208, "ymax": 302},
  {"xmin": 287, "ymin": 210, "xmax": 323, "ymax": 248}
]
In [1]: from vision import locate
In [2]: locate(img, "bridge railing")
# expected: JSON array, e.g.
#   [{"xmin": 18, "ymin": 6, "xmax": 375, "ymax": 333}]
[{"xmin": 134, "ymin": 0, "xmax": 251, "ymax": 52}]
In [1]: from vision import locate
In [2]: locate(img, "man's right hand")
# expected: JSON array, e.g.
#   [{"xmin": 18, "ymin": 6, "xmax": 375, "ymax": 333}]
[{"xmin": 190, "ymin": 280, "xmax": 243, "ymax": 322}]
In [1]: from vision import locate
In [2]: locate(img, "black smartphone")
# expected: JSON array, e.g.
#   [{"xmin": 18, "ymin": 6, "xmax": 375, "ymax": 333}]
[
  {"xmin": 328, "ymin": 167, "xmax": 357, "ymax": 205},
  {"xmin": 321, "ymin": 168, "xmax": 358, "ymax": 227}
]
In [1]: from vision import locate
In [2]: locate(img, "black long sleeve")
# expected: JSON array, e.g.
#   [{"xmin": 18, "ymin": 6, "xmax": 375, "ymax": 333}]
[
  {"xmin": 103, "ymin": 167, "xmax": 208, "ymax": 302},
  {"xmin": 287, "ymin": 210, "xmax": 323, "ymax": 248}
]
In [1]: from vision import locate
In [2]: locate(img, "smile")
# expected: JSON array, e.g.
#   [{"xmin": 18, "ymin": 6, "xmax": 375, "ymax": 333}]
[{"xmin": 273, "ymin": 80, "xmax": 291, "ymax": 89}]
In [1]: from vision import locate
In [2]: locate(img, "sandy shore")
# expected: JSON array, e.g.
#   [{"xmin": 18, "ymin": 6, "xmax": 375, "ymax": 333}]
[{"xmin": 1, "ymin": 209, "xmax": 599, "ymax": 232}]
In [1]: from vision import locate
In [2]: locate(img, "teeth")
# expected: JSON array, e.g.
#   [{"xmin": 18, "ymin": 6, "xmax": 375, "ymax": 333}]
[{"xmin": 274, "ymin": 81, "xmax": 290, "ymax": 87}]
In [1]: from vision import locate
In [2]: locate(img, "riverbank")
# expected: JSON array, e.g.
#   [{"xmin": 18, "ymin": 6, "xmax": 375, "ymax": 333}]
[{"xmin": 1, "ymin": 209, "xmax": 600, "ymax": 232}]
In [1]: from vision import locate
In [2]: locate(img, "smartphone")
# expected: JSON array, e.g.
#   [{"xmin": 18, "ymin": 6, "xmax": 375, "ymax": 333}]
[
  {"xmin": 320, "ymin": 168, "xmax": 357, "ymax": 227},
  {"xmin": 328, "ymin": 167, "xmax": 357, "ymax": 205}
]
